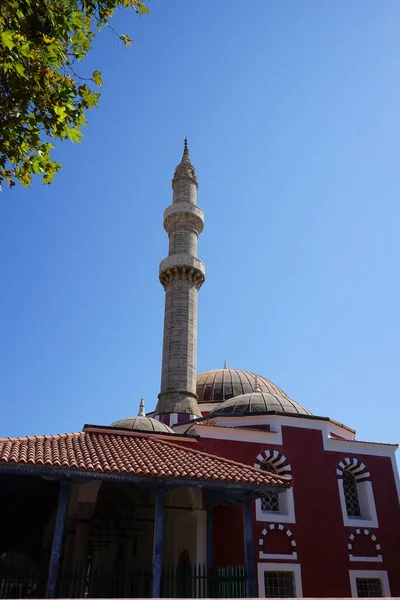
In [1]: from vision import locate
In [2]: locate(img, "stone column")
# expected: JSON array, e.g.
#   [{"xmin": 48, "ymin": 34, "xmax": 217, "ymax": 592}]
[
  {"xmin": 152, "ymin": 487, "xmax": 166, "ymax": 598},
  {"xmin": 243, "ymin": 497, "xmax": 256, "ymax": 598},
  {"xmin": 45, "ymin": 481, "xmax": 70, "ymax": 599}
]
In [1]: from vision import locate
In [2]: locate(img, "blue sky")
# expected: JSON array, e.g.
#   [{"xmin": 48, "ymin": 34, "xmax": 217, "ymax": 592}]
[{"xmin": 1, "ymin": 1, "xmax": 399, "ymax": 447}]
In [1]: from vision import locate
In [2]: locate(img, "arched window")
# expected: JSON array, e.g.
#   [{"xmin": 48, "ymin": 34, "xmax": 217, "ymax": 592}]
[
  {"xmin": 254, "ymin": 450, "xmax": 295, "ymax": 523},
  {"xmin": 343, "ymin": 469, "xmax": 361, "ymax": 517},
  {"xmin": 260, "ymin": 461, "xmax": 280, "ymax": 513},
  {"xmin": 337, "ymin": 458, "xmax": 378, "ymax": 527}
]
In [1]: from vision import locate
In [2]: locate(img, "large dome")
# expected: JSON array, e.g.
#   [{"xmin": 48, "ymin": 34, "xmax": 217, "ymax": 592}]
[
  {"xmin": 209, "ymin": 390, "xmax": 312, "ymax": 417},
  {"xmin": 196, "ymin": 368, "xmax": 290, "ymax": 404}
]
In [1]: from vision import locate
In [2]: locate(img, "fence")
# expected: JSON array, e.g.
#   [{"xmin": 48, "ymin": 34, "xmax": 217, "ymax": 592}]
[
  {"xmin": 161, "ymin": 565, "xmax": 247, "ymax": 599},
  {"xmin": 0, "ymin": 563, "xmax": 247, "ymax": 599},
  {"xmin": 0, "ymin": 567, "xmax": 41, "ymax": 599},
  {"xmin": 58, "ymin": 564, "xmax": 247, "ymax": 598}
]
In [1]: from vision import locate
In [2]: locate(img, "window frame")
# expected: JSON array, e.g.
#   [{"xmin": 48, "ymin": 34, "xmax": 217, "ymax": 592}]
[
  {"xmin": 337, "ymin": 461, "xmax": 378, "ymax": 528},
  {"xmin": 256, "ymin": 487, "xmax": 295, "ymax": 523},
  {"xmin": 254, "ymin": 452, "xmax": 295, "ymax": 524},
  {"xmin": 260, "ymin": 460, "xmax": 280, "ymax": 512},
  {"xmin": 349, "ymin": 569, "xmax": 390, "ymax": 598},
  {"xmin": 257, "ymin": 562, "xmax": 303, "ymax": 598}
]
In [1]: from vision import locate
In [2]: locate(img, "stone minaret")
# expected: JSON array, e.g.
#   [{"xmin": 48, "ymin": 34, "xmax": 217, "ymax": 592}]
[{"xmin": 154, "ymin": 140, "xmax": 205, "ymax": 425}]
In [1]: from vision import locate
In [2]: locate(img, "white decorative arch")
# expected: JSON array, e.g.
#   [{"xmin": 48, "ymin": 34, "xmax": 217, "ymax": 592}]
[
  {"xmin": 348, "ymin": 529, "xmax": 382, "ymax": 562},
  {"xmin": 258, "ymin": 524, "xmax": 297, "ymax": 560},
  {"xmin": 337, "ymin": 457, "xmax": 370, "ymax": 482},
  {"xmin": 254, "ymin": 450, "xmax": 291, "ymax": 477}
]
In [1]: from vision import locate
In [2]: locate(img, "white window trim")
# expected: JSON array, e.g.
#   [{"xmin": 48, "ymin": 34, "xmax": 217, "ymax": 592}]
[
  {"xmin": 349, "ymin": 569, "xmax": 391, "ymax": 597},
  {"xmin": 257, "ymin": 562, "xmax": 303, "ymax": 598},
  {"xmin": 256, "ymin": 488, "xmax": 296, "ymax": 524},
  {"xmin": 338, "ymin": 479, "xmax": 378, "ymax": 528},
  {"xmin": 259, "ymin": 551, "xmax": 298, "ymax": 560},
  {"xmin": 350, "ymin": 554, "xmax": 383, "ymax": 562}
]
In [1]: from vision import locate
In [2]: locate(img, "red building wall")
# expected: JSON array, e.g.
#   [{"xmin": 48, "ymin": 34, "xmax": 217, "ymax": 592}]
[
  {"xmin": 197, "ymin": 423, "xmax": 400, "ymax": 597},
  {"xmin": 212, "ymin": 505, "xmax": 245, "ymax": 566}
]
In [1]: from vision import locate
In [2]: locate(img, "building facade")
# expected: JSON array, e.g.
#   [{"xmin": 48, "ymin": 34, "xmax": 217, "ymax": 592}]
[
  {"xmin": 0, "ymin": 142, "xmax": 398, "ymax": 599},
  {"xmin": 173, "ymin": 382, "xmax": 399, "ymax": 598}
]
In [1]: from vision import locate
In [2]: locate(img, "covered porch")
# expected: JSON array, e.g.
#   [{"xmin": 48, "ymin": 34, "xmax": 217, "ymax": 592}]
[{"xmin": 0, "ymin": 426, "xmax": 291, "ymax": 598}]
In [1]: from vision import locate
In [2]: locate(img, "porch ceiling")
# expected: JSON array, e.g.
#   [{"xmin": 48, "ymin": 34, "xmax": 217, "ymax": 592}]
[{"xmin": 0, "ymin": 426, "xmax": 291, "ymax": 498}]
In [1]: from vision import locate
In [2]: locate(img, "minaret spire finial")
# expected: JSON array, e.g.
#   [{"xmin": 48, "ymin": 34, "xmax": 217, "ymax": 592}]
[
  {"xmin": 138, "ymin": 398, "xmax": 145, "ymax": 417},
  {"xmin": 182, "ymin": 136, "xmax": 190, "ymax": 161}
]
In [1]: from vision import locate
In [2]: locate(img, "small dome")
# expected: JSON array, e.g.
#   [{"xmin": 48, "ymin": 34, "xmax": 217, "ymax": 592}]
[
  {"xmin": 110, "ymin": 416, "xmax": 174, "ymax": 433},
  {"xmin": 111, "ymin": 399, "xmax": 174, "ymax": 434},
  {"xmin": 209, "ymin": 390, "xmax": 311, "ymax": 417},
  {"xmin": 197, "ymin": 368, "xmax": 290, "ymax": 404}
]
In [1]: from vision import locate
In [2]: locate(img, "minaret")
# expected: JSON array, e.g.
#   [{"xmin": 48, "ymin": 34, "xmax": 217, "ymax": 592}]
[{"xmin": 154, "ymin": 139, "xmax": 205, "ymax": 425}]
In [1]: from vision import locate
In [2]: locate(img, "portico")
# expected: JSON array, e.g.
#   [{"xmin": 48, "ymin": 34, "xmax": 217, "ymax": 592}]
[{"xmin": 0, "ymin": 425, "xmax": 290, "ymax": 599}]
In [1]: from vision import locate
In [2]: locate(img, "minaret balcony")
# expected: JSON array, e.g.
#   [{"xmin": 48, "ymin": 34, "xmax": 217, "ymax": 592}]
[
  {"xmin": 164, "ymin": 202, "xmax": 204, "ymax": 235},
  {"xmin": 159, "ymin": 255, "xmax": 205, "ymax": 289},
  {"xmin": 159, "ymin": 254, "xmax": 205, "ymax": 275}
]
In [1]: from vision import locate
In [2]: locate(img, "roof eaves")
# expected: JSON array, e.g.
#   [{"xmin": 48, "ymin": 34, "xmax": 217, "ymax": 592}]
[
  {"xmin": 0, "ymin": 462, "xmax": 287, "ymax": 499},
  {"xmin": 128, "ymin": 432, "xmax": 292, "ymax": 487},
  {"xmin": 82, "ymin": 423, "xmax": 199, "ymax": 443},
  {"xmin": 328, "ymin": 436, "xmax": 398, "ymax": 449}
]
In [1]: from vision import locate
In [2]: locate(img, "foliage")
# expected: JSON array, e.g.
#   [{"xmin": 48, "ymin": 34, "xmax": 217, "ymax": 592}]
[{"xmin": 0, "ymin": 0, "xmax": 148, "ymax": 188}]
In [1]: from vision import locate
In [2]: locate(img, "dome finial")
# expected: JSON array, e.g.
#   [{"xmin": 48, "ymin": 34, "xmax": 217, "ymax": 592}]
[
  {"xmin": 138, "ymin": 398, "xmax": 145, "ymax": 417},
  {"xmin": 253, "ymin": 374, "xmax": 261, "ymax": 392},
  {"xmin": 224, "ymin": 360, "xmax": 228, "ymax": 369}
]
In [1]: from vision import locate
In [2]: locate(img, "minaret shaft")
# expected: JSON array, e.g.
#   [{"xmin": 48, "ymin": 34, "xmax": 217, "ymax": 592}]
[
  {"xmin": 168, "ymin": 228, "xmax": 198, "ymax": 256},
  {"xmin": 155, "ymin": 141, "xmax": 205, "ymax": 421},
  {"xmin": 160, "ymin": 283, "xmax": 198, "ymax": 394}
]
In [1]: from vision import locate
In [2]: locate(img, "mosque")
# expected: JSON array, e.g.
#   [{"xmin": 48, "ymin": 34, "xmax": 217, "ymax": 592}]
[{"xmin": 0, "ymin": 141, "xmax": 399, "ymax": 599}]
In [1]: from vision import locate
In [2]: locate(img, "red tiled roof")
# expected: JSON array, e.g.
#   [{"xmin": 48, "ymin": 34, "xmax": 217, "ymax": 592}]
[{"xmin": 0, "ymin": 427, "xmax": 291, "ymax": 489}]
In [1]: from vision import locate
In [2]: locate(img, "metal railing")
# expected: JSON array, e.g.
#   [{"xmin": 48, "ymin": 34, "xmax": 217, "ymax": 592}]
[
  {"xmin": 0, "ymin": 563, "xmax": 247, "ymax": 598},
  {"xmin": 59, "ymin": 563, "xmax": 247, "ymax": 598},
  {"xmin": 0, "ymin": 570, "xmax": 41, "ymax": 599}
]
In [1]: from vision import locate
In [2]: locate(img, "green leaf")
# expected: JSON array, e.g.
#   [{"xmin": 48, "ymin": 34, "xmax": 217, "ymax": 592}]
[
  {"xmin": 53, "ymin": 105, "xmax": 67, "ymax": 120},
  {"xmin": 120, "ymin": 34, "xmax": 132, "ymax": 46},
  {"xmin": 92, "ymin": 70, "xmax": 102, "ymax": 86},
  {"xmin": 19, "ymin": 42, "xmax": 31, "ymax": 57},
  {"xmin": 1, "ymin": 30, "xmax": 15, "ymax": 49},
  {"xmin": 65, "ymin": 126, "xmax": 83, "ymax": 143},
  {"xmin": 138, "ymin": 4, "xmax": 150, "ymax": 15},
  {"xmin": 14, "ymin": 62, "xmax": 27, "ymax": 77}
]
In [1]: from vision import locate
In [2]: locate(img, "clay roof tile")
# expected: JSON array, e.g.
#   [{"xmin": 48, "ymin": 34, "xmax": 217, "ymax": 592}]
[{"xmin": 0, "ymin": 430, "xmax": 291, "ymax": 491}]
